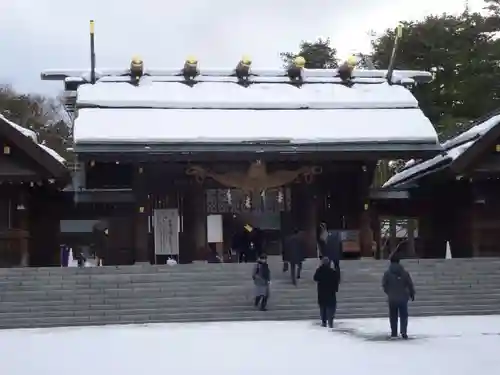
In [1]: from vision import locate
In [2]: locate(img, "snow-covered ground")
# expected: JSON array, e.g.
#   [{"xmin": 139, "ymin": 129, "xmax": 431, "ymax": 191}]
[{"xmin": 1, "ymin": 316, "xmax": 498, "ymax": 375}]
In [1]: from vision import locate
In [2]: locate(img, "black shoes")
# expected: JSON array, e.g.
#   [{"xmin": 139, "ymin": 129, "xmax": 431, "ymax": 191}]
[
  {"xmin": 389, "ymin": 333, "xmax": 408, "ymax": 340},
  {"xmin": 254, "ymin": 296, "xmax": 268, "ymax": 310},
  {"xmin": 259, "ymin": 296, "xmax": 268, "ymax": 311}
]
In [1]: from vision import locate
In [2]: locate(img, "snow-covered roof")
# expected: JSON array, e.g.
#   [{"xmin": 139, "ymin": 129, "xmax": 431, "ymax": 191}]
[
  {"xmin": 383, "ymin": 113, "xmax": 500, "ymax": 187},
  {"xmin": 0, "ymin": 113, "xmax": 66, "ymax": 165},
  {"xmin": 74, "ymin": 107, "xmax": 437, "ymax": 146},
  {"xmin": 76, "ymin": 81, "xmax": 419, "ymax": 110},
  {"xmin": 72, "ymin": 69, "xmax": 438, "ymax": 149}
]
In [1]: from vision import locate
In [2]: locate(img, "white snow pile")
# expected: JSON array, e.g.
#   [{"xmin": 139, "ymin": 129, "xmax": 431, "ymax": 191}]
[{"xmin": 0, "ymin": 316, "xmax": 497, "ymax": 375}]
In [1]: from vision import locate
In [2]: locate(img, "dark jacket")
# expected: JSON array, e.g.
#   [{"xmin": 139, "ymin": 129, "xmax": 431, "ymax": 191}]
[
  {"xmin": 320, "ymin": 230, "xmax": 342, "ymax": 263},
  {"xmin": 313, "ymin": 264, "xmax": 340, "ymax": 306},
  {"xmin": 382, "ymin": 262, "xmax": 415, "ymax": 303},
  {"xmin": 232, "ymin": 230, "xmax": 250, "ymax": 252},
  {"xmin": 284, "ymin": 233, "xmax": 305, "ymax": 264},
  {"xmin": 253, "ymin": 261, "xmax": 271, "ymax": 297},
  {"xmin": 249, "ymin": 228, "xmax": 264, "ymax": 256}
]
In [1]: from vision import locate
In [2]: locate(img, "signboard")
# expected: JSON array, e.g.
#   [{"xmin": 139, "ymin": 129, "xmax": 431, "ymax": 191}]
[{"xmin": 207, "ymin": 214, "xmax": 223, "ymax": 243}]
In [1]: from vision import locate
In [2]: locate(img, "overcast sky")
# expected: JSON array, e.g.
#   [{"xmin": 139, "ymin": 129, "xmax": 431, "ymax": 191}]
[{"xmin": 0, "ymin": 0, "xmax": 484, "ymax": 96}]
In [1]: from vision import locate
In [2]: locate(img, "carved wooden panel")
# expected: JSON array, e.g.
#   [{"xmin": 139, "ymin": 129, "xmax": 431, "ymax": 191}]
[{"xmin": 205, "ymin": 188, "xmax": 289, "ymax": 213}]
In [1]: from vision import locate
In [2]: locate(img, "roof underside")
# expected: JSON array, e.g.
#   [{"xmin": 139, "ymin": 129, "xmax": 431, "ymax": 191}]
[{"xmin": 383, "ymin": 110, "xmax": 500, "ymax": 188}]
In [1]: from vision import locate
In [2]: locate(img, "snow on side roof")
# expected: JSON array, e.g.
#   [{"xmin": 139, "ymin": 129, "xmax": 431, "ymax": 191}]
[
  {"xmin": 74, "ymin": 107, "xmax": 438, "ymax": 145},
  {"xmin": 38, "ymin": 144, "xmax": 66, "ymax": 164},
  {"xmin": 76, "ymin": 81, "xmax": 419, "ymax": 110},
  {"xmin": 383, "ymin": 114, "xmax": 500, "ymax": 187},
  {"xmin": 0, "ymin": 113, "xmax": 38, "ymax": 142},
  {"xmin": 0, "ymin": 113, "xmax": 66, "ymax": 165}
]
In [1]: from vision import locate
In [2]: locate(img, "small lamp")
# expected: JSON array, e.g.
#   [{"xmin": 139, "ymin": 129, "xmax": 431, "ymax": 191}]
[
  {"xmin": 287, "ymin": 56, "xmax": 305, "ymax": 84},
  {"xmin": 130, "ymin": 56, "xmax": 144, "ymax": 78},
  {"xmin": 183, "ymin": 56, "xmax": 199, "ymax": 80},
  {"xmin": 235, "ymin": 55, "xmax": 252, "ymax": 85},
  {"xmin": 338, "ymin": 55, "xmax": 356, "ymax": 87}
]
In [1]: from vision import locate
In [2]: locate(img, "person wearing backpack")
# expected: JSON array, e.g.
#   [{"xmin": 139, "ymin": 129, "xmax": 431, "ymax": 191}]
[{"xmin": 382, "ymin": 253, "xmax": 415, "ymax": 339}]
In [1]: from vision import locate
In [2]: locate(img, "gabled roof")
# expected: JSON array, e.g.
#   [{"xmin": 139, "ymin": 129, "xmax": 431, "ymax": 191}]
[
  {"xmin": 383, "ymin": 109, "xmax": 500, "ymax": 188},
  {"xmin": 0, "ymin": 113, "xmax": 69, "ymax": 181},
  {"xmin": 71, "ymin": 69, "xmax": 440, "ymax": 156}
]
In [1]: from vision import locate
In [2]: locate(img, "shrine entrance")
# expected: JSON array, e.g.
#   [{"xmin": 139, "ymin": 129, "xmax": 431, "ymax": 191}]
[{"xmin": 205, "ymin": 188, "xmax": 290, "ymax": 258}]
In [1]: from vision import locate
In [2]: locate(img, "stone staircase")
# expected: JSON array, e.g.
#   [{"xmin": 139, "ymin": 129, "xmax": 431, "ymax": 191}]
[{"xmin": 0, "ymin": 258, "xmax": 500, "ymax": 329}]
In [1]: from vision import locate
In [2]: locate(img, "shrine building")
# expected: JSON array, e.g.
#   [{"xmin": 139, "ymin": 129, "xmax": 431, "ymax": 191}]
[{"xmin": 41, "ymin": 55, "xmax": 440, "ymax": 264}]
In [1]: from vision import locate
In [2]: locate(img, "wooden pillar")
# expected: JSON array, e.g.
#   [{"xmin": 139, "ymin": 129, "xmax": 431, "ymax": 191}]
[
  {"xmin": 182, "ymin": 185, "xmax": 207, "ymax": 262},
  {"xmin": 419, "ymin": 209, "xmax": 446, "ymax": 258},
  {"xmin": 303, "ymin": 187, "xmax": 317, "ymax": 258},
  {"xmin": 28, "ymin": 187, "xmax": 61, "ymax": 267},
  {"xmin": 359, "ymin": 207, "xmax": 373, "ymax": 257},
  {"xmin": 17, "ymin": 190, "xmax": 29, "ymax": 267},
  {"xmin": 358, "ymin": 165, "xmax": 373, "ymax": 258},
  {"xmin": 291, "ymin": 183, "xmax": 317, "ymax": 258},
  {"xmin": 371, "ymin": 208, "xmax": 382, "ymax": 259},
  {"xmin": 407, "ymin": 218, "xmax": 416, "ymax": 257},
  {"xmin": 388, "ymin": 218, "xmax": 397, "ymax": 256},
  {"xmin": 134, "ymin": 164, "xmax": 150, "ymax": 264},
  {"xmin": 449, "ymin": 183, "xmax": 473, "ymax": 258}
]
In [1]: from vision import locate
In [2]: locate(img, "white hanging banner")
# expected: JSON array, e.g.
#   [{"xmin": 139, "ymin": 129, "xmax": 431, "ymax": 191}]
[
  {"xmin": 207, "ymin": 214, "xmax": 223, "ymax": 243},
  {"xmin": 154, "ymin": 209, "xmax": 179, "ymax": 255}
]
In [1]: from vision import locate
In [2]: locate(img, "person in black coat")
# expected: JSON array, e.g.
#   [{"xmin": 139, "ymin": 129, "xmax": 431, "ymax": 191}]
[
  {"xmin": 318, "ymin": 223, "xmax": 342, "ymax": 274},
  {"xmin": 382, "ymin": 253, "xmax": 415, "ymax": 339},
  {"xmin": 284, "ymin": 230, "xmax": 305, "ymax": 285},
  {"xmin": 232, "ymin": 229, "xmax": 250, "ymax": 263},
  {"xmin": 313, "ymin": 257, "xmax": 340, "ymax": 328}
]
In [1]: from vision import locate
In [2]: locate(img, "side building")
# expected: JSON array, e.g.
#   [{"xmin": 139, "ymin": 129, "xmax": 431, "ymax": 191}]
[
  {"xmin": 381, "ymin": 109, "xmax": 500, "ymax": 258},
  {"xmin": 0, "ymin": 114, "xmax": 69, "ymax": 266}
]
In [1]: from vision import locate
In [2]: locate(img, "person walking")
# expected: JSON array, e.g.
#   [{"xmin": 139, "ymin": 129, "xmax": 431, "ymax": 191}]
[
  {"xmin": 313, "ymin": 257, "xmax": 340, "ymax": 328},
  {"xmin": 232, "ymin": 227, "xmax": 250, "ymax": 263},
  {"xmin": 252, "ymin": 254, "xmax": 271, "ymax": 311},
  {"xmin": 284, "ymin": 229, "xmax": 305, "ymax": 285},
  {"xmin": 318, "ymin": 223, "xmax": 342, "ymax": 274},
  {"xmin": 382, "ymin": 253, "xmax": 415, "ymax": 339}
]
